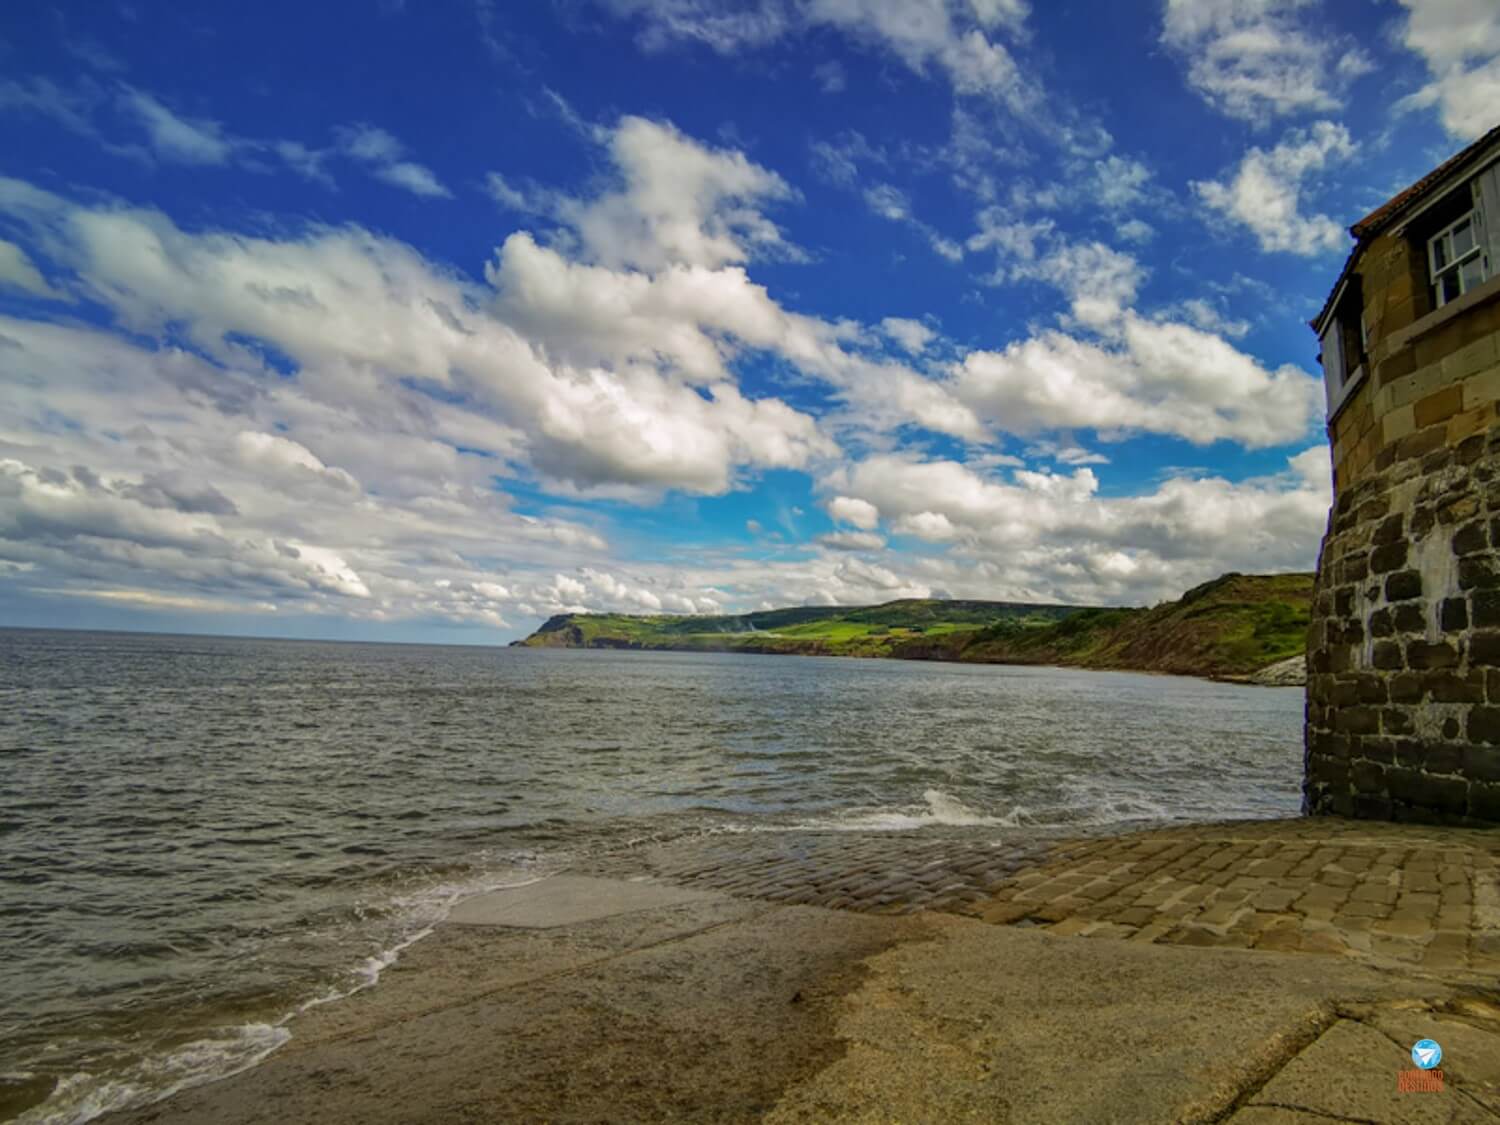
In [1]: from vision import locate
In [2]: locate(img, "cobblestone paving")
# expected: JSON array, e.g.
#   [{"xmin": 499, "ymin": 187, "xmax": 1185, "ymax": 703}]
[{"xmin": 579, "ymin": 818, "xmax": 1500, "ymax": 977}]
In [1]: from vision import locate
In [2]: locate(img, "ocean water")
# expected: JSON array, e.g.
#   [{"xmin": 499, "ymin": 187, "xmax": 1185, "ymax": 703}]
[{"xmin": 0, "ymin": 628, "xmax": 1305, "ymax": 1122}]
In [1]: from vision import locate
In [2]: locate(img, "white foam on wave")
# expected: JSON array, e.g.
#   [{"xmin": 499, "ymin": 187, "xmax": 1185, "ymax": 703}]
[
  {"xmin": 17, "ymin": 862, "xmax": 556, "ymax": 1125},
  {"xmin": 789, "ymin": 788, "xmax": 1028, "ymax": 831}
]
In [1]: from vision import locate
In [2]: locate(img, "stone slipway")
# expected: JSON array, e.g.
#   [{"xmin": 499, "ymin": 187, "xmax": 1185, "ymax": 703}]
[{"xmin": 106, "ymin": 819, "xmax": 1500, "ymax": 1124}]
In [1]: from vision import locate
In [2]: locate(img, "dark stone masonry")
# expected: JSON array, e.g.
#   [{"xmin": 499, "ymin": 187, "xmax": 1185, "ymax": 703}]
[{"xmin": 1304, "ymin": 424, "xmax": 1500, "ymax": 824}]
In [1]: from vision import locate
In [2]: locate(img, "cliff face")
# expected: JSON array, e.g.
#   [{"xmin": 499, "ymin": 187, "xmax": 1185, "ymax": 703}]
[{"xmin": 514, "ymin": 574, "xmax": 1314, "ymax": 680}]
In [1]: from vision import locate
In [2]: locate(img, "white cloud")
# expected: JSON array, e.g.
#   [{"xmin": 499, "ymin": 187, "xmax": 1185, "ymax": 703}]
[
  {"xmin": 1089, "ymin": 154, "xmax": 1152, "ymax": 211},
  {"xmin": 337, "ymin": 124, "xmax": 452, "ymax": 198},
  {"xmin": 1395, "ymin": 0, "xmax": 1500, "ymax": 140},
  {"xmin": 1010, "ymin": 240, "xmax": 1145, "ymax": 331},
  {"xmin": 880, "ymin": 317, "xmax": 937, "ymax": 354},
  {"xmin": 823, "ymin": 445, "xmax": 1330, "ymax": 603},
  {"xmin": 0, "ymin": 240, "xmax": 66, "ymax": 300},
  {"xmin": 1160, "ymin": 0, "xmax": 1372, "ymax": 123},
  {"xmin": 1170, "ymin": 297, "xmax": 1250, "ymax": 339},
  {"xmin": 1192, "ymin": 121, "xmax": 1355, "ymax": 255},
  {"xmin": 120, "ymin": 88, "xmax": 234, "ymax": 165},
  {"xmin": 1116, "ymin": 218, "xmax": 1155, "ymax": 244},
  {"xmin": 864, "ymin": 182, "xmax": 910, "ymax": 220},
  {"xmin": 954, "ymin": 313, "xmax": 1320, "ymax": 447},
  {"xmin": 541, "ymin": 115, "xmax": 800, "ymax": 271},
  {"xmin": 598, "ymin": 0, "xmax": 1034, "ymax": 110},
  {"xmin": 818, "ymin": 529, "xmax": 887, "ymax": 550},
  {"xmin": 826, "ymin": 495, "xmax": 881, "ymax": 529}
]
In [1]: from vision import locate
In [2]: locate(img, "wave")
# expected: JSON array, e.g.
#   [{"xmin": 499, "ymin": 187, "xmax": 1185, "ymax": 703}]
[
  {"xmin": 16, "ymin": 863, "xmax": 554, "ymax": 1125},
  {"xmin": 787, "ymin": 788, "xmax": 1025, "ymax": 831}
]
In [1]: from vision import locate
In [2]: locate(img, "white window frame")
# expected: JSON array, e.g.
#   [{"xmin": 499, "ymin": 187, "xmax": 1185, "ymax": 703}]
[{"xmin": 1427, "ymin": 187, "xmax": 1487, "ymax": 308}]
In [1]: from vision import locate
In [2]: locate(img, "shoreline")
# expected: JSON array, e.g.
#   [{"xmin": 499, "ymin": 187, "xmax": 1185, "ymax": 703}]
[
  {"xmin": 520, "ymin": 640, "xmax": 1310, "ymax": 687},
  {"xmin": 91, "ymin": 815, "xmax": 1500, "ymax": 1124}
]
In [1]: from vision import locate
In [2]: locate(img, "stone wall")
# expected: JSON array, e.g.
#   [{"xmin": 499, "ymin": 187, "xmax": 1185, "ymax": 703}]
[
  {"xmin": 1304, "ymin": 418, "xmax": 1500, "ymax": 824},
  {"xmin": 1305, "ymin": 209, "xmax": 1500, "ymax": 824}
]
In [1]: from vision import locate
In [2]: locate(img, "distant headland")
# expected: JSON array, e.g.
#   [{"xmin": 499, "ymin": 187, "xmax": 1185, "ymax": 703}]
[{"xmin": 514, "ymin": 571, "xmax": 1313, "ymax": 682}]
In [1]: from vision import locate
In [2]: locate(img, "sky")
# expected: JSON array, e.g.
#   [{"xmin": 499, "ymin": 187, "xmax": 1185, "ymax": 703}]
[{"xmin": 2, "ymin": 0, "xmax": 1498, "ymax": 644}]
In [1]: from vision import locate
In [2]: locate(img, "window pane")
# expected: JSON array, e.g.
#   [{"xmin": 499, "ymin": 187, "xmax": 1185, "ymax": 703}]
[
  {"xmin": 1433, "ymin": 236, "xmax": 1448, "ymax": 270},
  {"xmin": 1442, "ymin": 271, "xmax": 1462, "ymax": 303},
  {"xmin": 1453, "ymin": 219, "xmax": 1474, "ymax": 256},
  {"xmin": 1461, "ymin": 256, "xmax": 1485, "ymax": 292}
]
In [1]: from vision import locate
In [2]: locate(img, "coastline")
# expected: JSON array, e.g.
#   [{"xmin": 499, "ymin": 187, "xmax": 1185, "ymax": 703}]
[
  {"xmin": 95, "ymin": 816, "xmax": 1500, "ymax": 1124},
  {"xmin": 519, "ymin": 639, "xmax": 1311, "ymax": 687}
]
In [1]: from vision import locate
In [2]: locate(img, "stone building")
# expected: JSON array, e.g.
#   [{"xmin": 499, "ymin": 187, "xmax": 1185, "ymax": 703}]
[{"xmin": 1305, "ymin": 123, "xmax": 1500, "ymax": 825}]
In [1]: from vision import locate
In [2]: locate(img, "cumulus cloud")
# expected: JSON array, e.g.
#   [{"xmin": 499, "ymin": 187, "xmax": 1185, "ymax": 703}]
[
  {"xmin": 1192, "ymin": 121, "xmax": 1355, "ymax": 255},
  {"xmin": 954, "ymin": 313, "xmax": 1320, "ymax": 447},
  {"xmin": 822, "ymin": 445, "xmax": 1330, "ymax": 603},
  {"xmin": 1395, "ymin": 0, "xmax": 1500, "ymax": 140},
  {"xmin": 1160, "ymin": 0, "xmax": 1373, "ymax": 123},
  {"xmin": 826, "ymin": 495, "xmax": 881, "ymax": 529}
]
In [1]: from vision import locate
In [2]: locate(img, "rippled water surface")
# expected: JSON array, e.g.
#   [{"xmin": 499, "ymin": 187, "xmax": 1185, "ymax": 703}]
[{"xmin": 0, "ymin": 628, "xmax": 1305, "ymax": 1121}]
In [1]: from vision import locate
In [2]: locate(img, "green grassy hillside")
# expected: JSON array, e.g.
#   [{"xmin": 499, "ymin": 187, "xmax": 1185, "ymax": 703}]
[
  {"xmin": 524, "ymin": 598, "xmax": 1076, "ymax": 658},
  {"xmin": 516, "ymin": 572, "xmax": 1315, "ymax": 678},
  {"xmin": 955, "ymin": 572, "xmax": 1314, "ymax": 677}
]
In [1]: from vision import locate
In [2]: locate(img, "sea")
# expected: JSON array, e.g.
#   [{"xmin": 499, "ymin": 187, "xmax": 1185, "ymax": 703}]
[{"xmin": 0, "ymin": 627, "xmax": 1306, "ymax": 1123}]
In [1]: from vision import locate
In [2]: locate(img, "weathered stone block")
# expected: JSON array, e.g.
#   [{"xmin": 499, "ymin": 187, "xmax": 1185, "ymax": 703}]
[
  {"xmin": 1438, "ymin": 494, "xmax": 1479, "ymax": 524},
  {"xmin": 1458, "ymin": 432, "xmax": 1487, "ymax": 465},
  {"xmin": 1466, "ymin": 707, "xmax": 1500, "ymax": 745},
  {"xmin": 1372, "ymin": 641, "xmax": 1404, "ymax": 670},
  {"xmin": 1334, "ymin": 706, "xmax": 1381, "ymax": 735},
  {"xmin": 1371, "ymin": 542, "xmax": 1409, "ymax": 574},
  {"xmin": 1381, "ymin": 708, "xmax": 1415, "ymax": 735},
  {"xmin": 1473, "ymin": 589, "xmax": 1500, "ymax": 628},
  {"xmin": 1334, "ymin": 586, "xmax": 1355, "ymax": 616},
  {"xmin": 1389, "ymin": 673, "xmax": 1423, "ymax": 703},
  {"xmin": 1468, "ymin": 630, "xmax": 1500, "ymax": 667},
  {"xmin": 1468, "ymin": 782, "xmax": 1500, "ymax": 823},
  {"xmin": 1392, "ymin": 603, "xmax": 1425, "ymax": 633},
  {"xmin": 1410, "ymin": 506, "xmax": 1436, "ymax": 537},
  {"xmin": 1454, "ymin": 521, "xmax": 1488, "ymax": 555},
  {"xmin": 1338, "ymin": 554, "xmax": 1369, "ymax": 584},
  {"xmin": 1389, "ymin": 768, "xmax": 1469, "ymax": 814},
  {"xmin": 1372, "ymin": 514, "xmax": 1404, "ymax": 545},
  {"xmin": 1459, "ymin": 556, "xmax": 1500, "ymax": 590},
  {"xmin": 1406, "ymin": 640, "xmax": 1457, "ymax": 670},
  {"xmin": 1397, "ymin": 425, "xmax": 1448, "ymax": 463},
  {"xmin": 1380, "ymin": 567, "xmax": 1416, "ymax": 603},
  {"xmin": 1350, "ymin": 758, "xmax": 1387, "ymax": 793},
  {"xmin": 1439, "ymin": 597, "xmax": 1469, "ymax": 631},
  {"xmin": 1353, "ymin": 674, "xmax": 1387, "ymax": 704},
  {"xmin": 1427, "ymin": 669, "xmax": 1485, "ymax": 703},
  {"xmin": 1414, "ymin": 384, "xmax": 1463, "ymax": 428},
  {"xmin": 1461, "ymin": 743, "xmax": 1500, "ymax": 782}
]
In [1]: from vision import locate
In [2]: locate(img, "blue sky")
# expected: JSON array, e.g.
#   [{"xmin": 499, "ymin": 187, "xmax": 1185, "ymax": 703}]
[{"xmin": 2, "ymin": 0, "xmax": 1497, "ymax": 642}]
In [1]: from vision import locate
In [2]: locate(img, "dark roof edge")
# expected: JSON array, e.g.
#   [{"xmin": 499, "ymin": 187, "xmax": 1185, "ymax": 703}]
[
  {"xmin": 1350, "ymin": 123, "xmax": 1500, "ymax": 241},
  {"xmin": 1310, "ymin": 121, "xmax": 1500, "ymax": 336}
]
